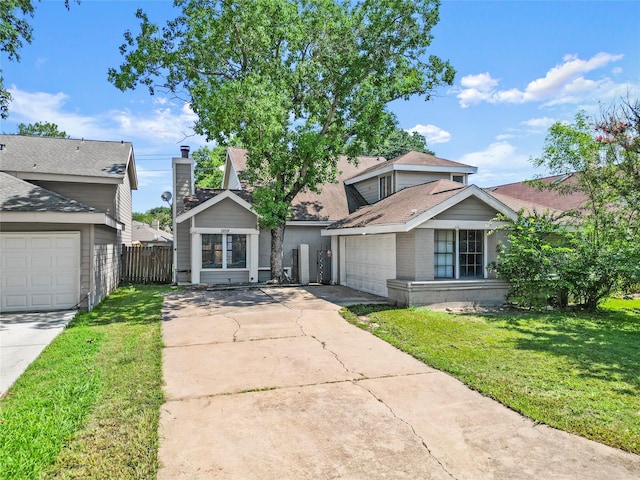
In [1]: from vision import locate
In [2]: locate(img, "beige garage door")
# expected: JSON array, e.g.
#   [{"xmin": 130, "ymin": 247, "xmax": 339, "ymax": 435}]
[
  {"xmin": 345, "ymin": 233, "xmax": 396, "ymax": 297},
  {"xmin": 0, "ymin": 232, "xmax": 80, "ymax": 312}
]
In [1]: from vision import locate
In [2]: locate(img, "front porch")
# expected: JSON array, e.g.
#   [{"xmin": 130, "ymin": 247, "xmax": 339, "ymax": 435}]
[{"xmin": 386, "ymin": 279, "xmax": 510, "ymax": 308}]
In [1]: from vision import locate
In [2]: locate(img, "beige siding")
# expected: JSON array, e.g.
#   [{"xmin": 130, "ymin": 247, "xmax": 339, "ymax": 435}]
[
  {"xmin": 175, "ymin": 221, "xmax": 191, "ymax": 283},
  {"xmin": 395, "ymin": 229, "xmax": 434, "ymax": 281},
  {"xmin": 174, "ymin": 163, "xmax": 192, "ymax": 213},
  {"xmin": 194, "ymin": 198, "xmax": 257, "ymax": 229},
  {"xmin": 93, "ymin": 225, "xmax": 119, "ymax": 306},
  {"xmin": 201, "ymin": 271, "xmax": 250, "ymax": 284},
  {"xmin": 0, "ymin": 222, "xmax": 92, "ymax": 309},
  {"xmin": 352, "ymin": 176, "xmax": 379, "ymax": 204},
  {"xmin": 32, "ymin": 181, "xmax": 116, "ymax": 214},
  {"xmin": 258, "ymin": 225, "xmax": 329, "ymax": 282},
  {"xmin": 486, "ymin": 230, "xmax": 507, "ymax": 278},
  {"xmin": 115, "ymin": 171, "xmax": 133, "ymax": 246},
  {"xmin": 433, "ymin": 197, "xmax": 499, "ymax": 221},
  {"xmin": 396, "ymin": 171, "xmax": 449, "ymax": 191}
]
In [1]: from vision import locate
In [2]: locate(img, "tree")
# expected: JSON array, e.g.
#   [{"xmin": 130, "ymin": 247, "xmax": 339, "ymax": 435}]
[
  {"xmin": 17, "ymin": 121, "xmax": 68, "ymax": 137},
  {"xmin": 193, "ymin": 145, "xmax": 226, "ymax": 188},
  {"xmin": 501, "ymin": 99, "xmax": 640, "ymax": 309},
  {"xmin": 1, "ymin": 1, "xmax": 76, "ymax": 119},
  {"xmin": 364, "ymin": 129, "xmax": 435, "ymax": 159},
  {"xmin": 133, "ymin": 206, "xmax": 172, "ymax": 231},
  {"xmin": 109, "ymin": 0, "xmax": 454, "ymax": 281}
]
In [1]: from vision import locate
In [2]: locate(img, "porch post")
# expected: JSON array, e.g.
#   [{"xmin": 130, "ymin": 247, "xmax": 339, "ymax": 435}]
[
  {"xmin": 191, "ymin": 232, "xmax": 201, "ymax": 284},
  {"xmin": 330, "ymin": 236, "xmax": 339, "ymax": 285},
  {"xmin": 249, "ymin": 233, "xmax": 259, "ymax": 283}
]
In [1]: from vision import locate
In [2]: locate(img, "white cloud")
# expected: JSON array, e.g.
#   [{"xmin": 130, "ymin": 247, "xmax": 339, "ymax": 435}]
[
  {"xmin": 521, "ymin": 116, "xmax": 556, "ymax": 131},
  {"xmin": 453, "ymin": 52, "xmax": 627, "ymax": 108},
  {"xmin": 407, "ymin": 124, "xmax": 451, "ymax": 144},
  {"xmin": 458, "ymin": 141, "xmax": 533, "ymax": 187},
  {"xmin": 6, "ymin": 86, "xmax": 206, "ymax": 152}
]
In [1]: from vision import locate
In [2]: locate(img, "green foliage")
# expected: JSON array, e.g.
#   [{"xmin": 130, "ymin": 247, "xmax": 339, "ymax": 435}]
[
  {"xmin": 491, "ymin": 212, "xmax": 572, "ymax": 309},
  {"xmin": 0, "ymin": 1, "xmax": 76, "ymax": 119},
  {"xmin": 109, "ymin": 0, "xmax": 455, "ymax": 280},
  {"xmin": 363, "ymin": 128, "xmax": 435, "ymax": 159},
  {"xmin": 133, "ymin": 206, "xmax": 172, "ymax": 230},
  {"xmin": 193, "ymin": 145, "xmax": 225, "ymax": 188},
  {"xmin": 17, "ymin": 121, "xmax": 68, "ymax": 137}
]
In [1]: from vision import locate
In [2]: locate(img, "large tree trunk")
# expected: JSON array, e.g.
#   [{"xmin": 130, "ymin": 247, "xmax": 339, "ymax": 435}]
[{"xmin": 270, "ymin": 223, "xmax": 287, "ymax": 283}]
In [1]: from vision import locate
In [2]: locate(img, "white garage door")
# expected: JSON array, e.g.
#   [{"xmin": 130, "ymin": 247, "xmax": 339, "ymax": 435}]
[
  {"xmin": 1, "ymin": 232, "xmax": 80, "ymax": 312},
  {"xmin": 345, "ymin": 233, "xmax": 396, "ymax": 297}
]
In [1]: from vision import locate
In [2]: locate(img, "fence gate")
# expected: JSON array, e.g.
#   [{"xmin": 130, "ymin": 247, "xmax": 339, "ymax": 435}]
[
  {"xmin": 317, "ymin": 250, "xmax": 332, "ymax": 284},
  {"xmin": 121, "ymin": 245, "xmax": 173, "ymax": 284}
]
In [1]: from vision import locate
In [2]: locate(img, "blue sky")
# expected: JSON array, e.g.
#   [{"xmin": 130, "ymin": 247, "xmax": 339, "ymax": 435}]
[{"xmin": 2, "ymin": 0, "xmax": 639, "ymax": 213}]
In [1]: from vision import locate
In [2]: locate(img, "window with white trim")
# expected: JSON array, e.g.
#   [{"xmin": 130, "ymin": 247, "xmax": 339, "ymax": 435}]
[
  {"xmin": 451, "ymin": 174, "xmax": 465, "ymax": 184},
  {"xmin": 434, "ymin": 229, "xmax": 484, "ymax": 279},
  {"xmin": 202, "ymin": 234, "xmax": 247, "ymax": 269},
  {"xmin": 379, "ymin": 175, "xmax": 393, "ymax": 199}
]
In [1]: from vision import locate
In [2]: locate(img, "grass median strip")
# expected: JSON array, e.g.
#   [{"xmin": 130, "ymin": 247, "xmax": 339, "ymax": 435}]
[
  {"xmin": 341, "ymin": 297, "xmax": 640, "ymax": 454},
  {"xmin": 0, "ymin": 284, "xmax": 171, "ymax": 479}
]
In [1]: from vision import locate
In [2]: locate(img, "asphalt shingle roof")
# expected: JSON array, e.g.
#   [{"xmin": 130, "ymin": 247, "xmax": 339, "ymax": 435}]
[
  {"xmin": 0, "ymin": 135, "xmax": 135, "ymax": 183},
  {"xmin": 0, "ymin": 172, "xmax": 100, "ymax": 213}
]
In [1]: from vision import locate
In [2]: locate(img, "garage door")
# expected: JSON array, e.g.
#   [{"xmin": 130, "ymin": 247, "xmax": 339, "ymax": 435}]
[
  {"xmin": 1, "ymin": 232, "xmax": 80, "ymax": 312},
  {"xmin": 345, "ymin": 233, "xmax": 396, "ymax": 297}
]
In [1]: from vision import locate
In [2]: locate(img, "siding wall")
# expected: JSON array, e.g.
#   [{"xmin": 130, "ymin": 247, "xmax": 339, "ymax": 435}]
[
  {"xmin": 194, "ymin": 198, "xmax": 257, "ymax": 228},
  {"xmin": 395, "ymin": 229, "xmax": 434, "ymax": 281},
  {"xmin": 32, "ymin": 181, "xmax": 116, "ymax": 214},
  {"xmin": 433, "ymin": 197, "xmax": 498, "ymax": 221},
  {"xmin": 173, "ymin": 159, "xmax": 193, "ymax": 283},
  {"xmin": 115, "ymin": 171, "xmax": 133, "ymax": 246},
  {"xmin": 200, "ymin": 270, "xmax": 250, "ymax": 284},
  {"xmin": 352, "ymin": 177, "xmax": 379, "ymax": 204},
  {"xmin": 0, "ymin": 222, "xmax": 93, "ymax": 309},
  {"xmin": 395, "ymin": 171, "xmax": 450, "ymax": 191},
  {"xmin": 93, "ymin": 225, "xmax": 118, "ymax": 306}
]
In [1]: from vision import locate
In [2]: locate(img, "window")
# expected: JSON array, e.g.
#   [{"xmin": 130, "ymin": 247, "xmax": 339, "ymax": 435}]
[
  {"xmin": 434, "ymin": 229, "xmax": 484, "ymax": 279},
  {"xmin": 434, "ymin": 230, "xmax": 455, "ymax": 278},
  {"xmin": 202, "ymin": 234, "xmax": 246, "ymax": 269},
  {"xmin": 379, "ymin": 175, "xmax": 393, "ymax": 199},
  {"xmin": 452, "ymin": 174, "xmax": 465, "ymax": 184}
]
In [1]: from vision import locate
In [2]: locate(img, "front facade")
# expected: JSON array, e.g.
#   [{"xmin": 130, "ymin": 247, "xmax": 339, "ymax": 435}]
[
  {"xmin": 0, "ymin": 135, "xmax": 137, "ymax": 312},
  {"xmin": 172, "ymin": 146, "xmax": 556, "ymax": 307}
]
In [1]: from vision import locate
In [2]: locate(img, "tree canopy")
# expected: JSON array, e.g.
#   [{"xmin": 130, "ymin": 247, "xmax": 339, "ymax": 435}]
[
  {"xmin": 363, "ymin": 128, "xmax": 435, "ymax": 159},
  {"xmin": 133, "ymin": 207, "xmax": 172, "ymax": 231},
  {"xmin": 17, "ymin": 121, "xmax": 68, "ymax": 137},
  {"xmin": 193, "ymin": 145, "xmax": 226, "ymax": 189},
  {"xmin": 109, "ymin": 0, "xmax": 455, "ymax": 281},
  {"xmin": 494, "ymin": 98, "xmax": 640, "ymax": 309},
  {"xmin": 1, "ymin": 1, "xmax": 76, "ymax": 119}
]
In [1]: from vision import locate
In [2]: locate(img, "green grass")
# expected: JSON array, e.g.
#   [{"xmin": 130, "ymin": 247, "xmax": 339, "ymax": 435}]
[
  {"xmin": 0, "ymin": 284, "xmax": 171, "ymax": 479},
  {"xmin": 342, "ymin": 297, "xmax": 640, "ymax": 454}
]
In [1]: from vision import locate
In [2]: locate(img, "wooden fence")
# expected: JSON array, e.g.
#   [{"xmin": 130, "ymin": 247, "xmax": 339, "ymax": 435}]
[{"xmin": 121, "ymin": 245, "xmax": 173, "ymax": 284}]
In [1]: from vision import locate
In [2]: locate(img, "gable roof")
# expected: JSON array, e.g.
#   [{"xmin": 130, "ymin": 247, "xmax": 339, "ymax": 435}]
[
  {"xmin": 0, "ymin": 172, "xmax": 122, "ymax": 228},
  {"xmin": 132, "ymin": 220, "xmax": 173, "ymax": 243},
  {"xmin": 0, "ymin": 134, "xmax": 138, "ymax": 189},
  {"xmin": 344, "ymin": 150, "xmax": 477, "ymax": 185},
  {"xmin": 487, "ymin": 174, "xmax": 587, "ymax": 212},
  {"xmin": 215, "ymin": 148, "xmax": 388, "ymax": 222},
  {"xmin": 1, "ymin": 172, "xmax": 99, "ymax": 213},
  {"xmin": 176, "ymin": 189, "xmax": 256, "ymax": 224},
  {"xmin": 323, "ymin": 179, "xmax": 560, "ymax": 236}
]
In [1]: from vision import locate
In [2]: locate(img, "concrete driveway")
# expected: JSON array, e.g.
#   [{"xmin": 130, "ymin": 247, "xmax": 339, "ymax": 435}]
[
  {"xmin": 159, "ymin": 286, "xmax": 640, "ymax": 479},
  {"xmin": 0, "ymin": 310, "xmax": 76, "ymax": 395}
]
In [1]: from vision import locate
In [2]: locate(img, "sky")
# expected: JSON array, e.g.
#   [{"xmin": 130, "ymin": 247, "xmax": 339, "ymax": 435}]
[{"xmin": 2, "ymin": 0, "xmax": 639, "ymax": 213}]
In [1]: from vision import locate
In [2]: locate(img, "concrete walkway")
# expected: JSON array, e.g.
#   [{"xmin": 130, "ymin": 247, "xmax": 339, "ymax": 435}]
[{"xmin": 158, "ymin": 286, "xmax": 640, "ymax": 479}]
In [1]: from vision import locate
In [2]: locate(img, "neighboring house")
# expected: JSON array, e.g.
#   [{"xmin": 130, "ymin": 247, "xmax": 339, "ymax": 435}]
[
  {"xmin": 172, "ymin": 146, "xmax": 556, "ymax": 307},
  {"xmin": 0, "ymin": 135, "xmax": 137, "ymax": 312},
  {"xmin": 132, "ymin": 220, "xmax": 173, "ymax": 247}
]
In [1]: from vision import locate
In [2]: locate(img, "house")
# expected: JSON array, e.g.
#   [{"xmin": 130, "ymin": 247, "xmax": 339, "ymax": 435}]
[
  {"xmin": 0, "ymin": 135, "xmax": 137, "ymax": 312},
  {"xmin": 172, "ymin": 146, "xmax": 555, "ymax": 307},
  {"xmin": 132, "ymin": 219, "xmax": 173, "ymax": 247}
]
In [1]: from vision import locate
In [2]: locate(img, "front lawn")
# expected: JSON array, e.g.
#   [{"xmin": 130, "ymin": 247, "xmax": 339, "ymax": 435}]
[
  {"xmin": 0, "ymin": 285, "xmax": 170, "ymax": 479},
  {"xmin": 342, "ymin": 297, "xmax": 640, "ymax": 454}
]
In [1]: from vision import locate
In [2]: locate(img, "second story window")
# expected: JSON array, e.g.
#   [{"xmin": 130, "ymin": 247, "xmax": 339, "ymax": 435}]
[
  {"xmin": 379, "ymin": 175, "xmax": 393, "ymax": 199},
  {"xmin": 452, "ymin": 174, "xmax": 465, "ymax": 184}
]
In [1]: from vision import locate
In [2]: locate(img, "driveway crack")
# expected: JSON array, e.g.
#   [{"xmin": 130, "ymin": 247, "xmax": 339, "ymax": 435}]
[{"xmin": 353, "ymin": 381, "xmax": 458, "ymax": 480}]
